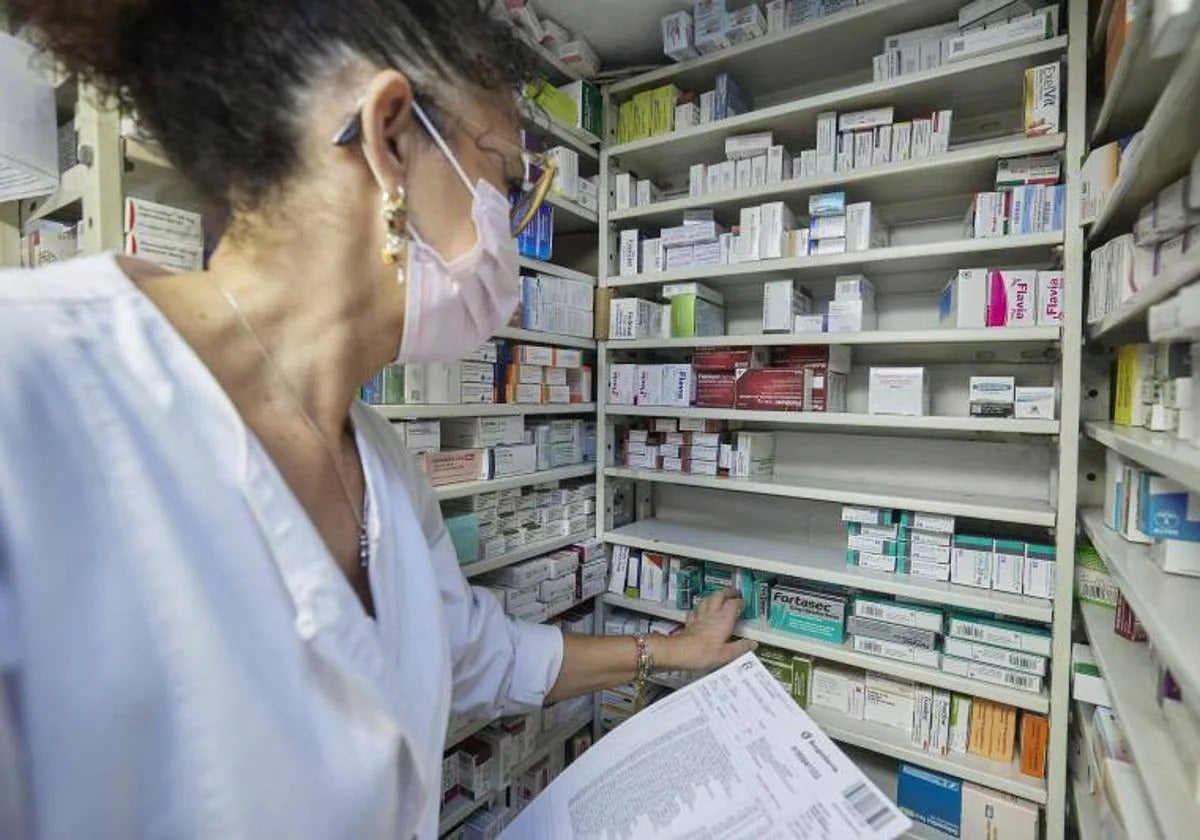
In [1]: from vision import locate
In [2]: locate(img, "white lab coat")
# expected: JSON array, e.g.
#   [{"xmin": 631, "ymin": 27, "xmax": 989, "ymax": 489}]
[{"xmin": 0, "ymin": 255, "xmax": 564, "ymax": 839}]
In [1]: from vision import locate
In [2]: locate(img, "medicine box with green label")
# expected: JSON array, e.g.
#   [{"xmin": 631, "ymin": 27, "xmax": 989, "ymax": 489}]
[
  {"xmin": 947, "ymin": 612, "xmax": 1052, "ymax": 657},
  {"xmin": 853, "ymin": 595, "xmax": 945, "ymax": 633},
  {"xmin": 768, "ymin": 586, "xmax": 847, "ymax": 643},
  {"xmin": 841, "ymin": 505, "xmax": 896, "ymax": 525}
]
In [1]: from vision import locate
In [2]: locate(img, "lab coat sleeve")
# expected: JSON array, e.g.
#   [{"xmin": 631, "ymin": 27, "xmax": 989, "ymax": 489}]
[
  {"xmin": 0, "ymin": 568, "xmax": 31, "ymax": 837},
  {"xmin": 370, "ymin": 409, "xmax": 564, "ymax": 719}
]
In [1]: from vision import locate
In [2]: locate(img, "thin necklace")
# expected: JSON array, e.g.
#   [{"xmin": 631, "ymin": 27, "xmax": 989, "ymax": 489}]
[{"xmin": 205, "ymin": 276, "xmax": 371, "ymax": 571}]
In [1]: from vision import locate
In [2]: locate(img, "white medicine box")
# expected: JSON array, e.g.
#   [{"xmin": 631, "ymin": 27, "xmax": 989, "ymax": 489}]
[{"xmin": 868, "ymin": 367, "xmax": 930, "ymax": 416}]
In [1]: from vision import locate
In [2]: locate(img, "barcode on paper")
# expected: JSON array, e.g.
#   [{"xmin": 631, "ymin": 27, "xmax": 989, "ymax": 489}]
[{"xmin": 842, "ymin": 781, "xmax": 895, "ymax": 831}]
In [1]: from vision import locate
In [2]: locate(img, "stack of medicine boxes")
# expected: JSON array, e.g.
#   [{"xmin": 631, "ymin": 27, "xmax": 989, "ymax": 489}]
[
  {"xmin": 479, "ymin": 538, "xmax": 606, "ymax": 622},
  {"xmin": 843, "ymin": 504, "xmax": 1057, "ymax": 600}
]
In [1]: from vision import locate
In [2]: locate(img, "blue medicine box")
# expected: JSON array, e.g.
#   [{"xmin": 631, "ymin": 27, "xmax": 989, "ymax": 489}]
[
  {"xmin": 1139, "ymin": 474, "xmax": 1200, "ymax": 541},
  {"xmin": 896, "ymin": 763, "xmax": 962, "ymax": 837}
]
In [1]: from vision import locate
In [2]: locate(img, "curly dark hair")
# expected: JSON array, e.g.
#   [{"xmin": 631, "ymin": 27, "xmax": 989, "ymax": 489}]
[{"xmin": 13, "ymin": 0, "xmax": 529, "ymax": 214}]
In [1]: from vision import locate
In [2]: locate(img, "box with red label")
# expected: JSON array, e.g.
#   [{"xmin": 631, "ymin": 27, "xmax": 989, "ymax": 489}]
[
  {"xmin": 679, "ymin": 417, "xmax": 722, "ymax": 432},
  {"xmin": 1114, "ymin": 591, "xmax": 1147, "ymax": 641},
  {"xmin": 693, "ymin": 348, "xmax": 767, "ymax": 372},
  {"xmin": 805, "ymin": 368, "xmax": 848, "ymax": 412},
  {"xmin": 697, "ymin": 372, "xmax": 737, "ymax": 407},
  {"xmin": 421, "ymin": 449, "xmax": 489, "ymax": 486},
  {"xmin": 734, "ymin": 368, "xmax": 805, "ymax": 411},
  {"xmin": 770, "ymin": 345, "xmax": 851, "ymax": 375}
]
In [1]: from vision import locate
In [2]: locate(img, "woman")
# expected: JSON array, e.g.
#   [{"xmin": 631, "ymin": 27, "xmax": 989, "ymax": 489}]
[{"xmin": 0, "ymin": 1, "xmax": 755, "ymax": 837}]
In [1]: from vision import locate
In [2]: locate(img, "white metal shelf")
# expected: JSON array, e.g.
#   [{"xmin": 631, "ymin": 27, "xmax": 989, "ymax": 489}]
[
  {"xmin": 518, "ymin": 256, "xmax": 597, "ymax": 286},
  {"xmin": 604, "ymin": 518, "xmax": 1053, "ymax": 622},
  {"xmin": 602, "ymin": 593, "xmax": 1049, "ymax": 712},
  {"xmin": 603, "ymin": 233, "xmax": 1064, "ymax": 289},
  {"xmin": 512, "ymin": 25, "xmax": 583, "ymax": 83},
  {"xmin": 1090, "ymin": 7, "xmax": 1180, "ymax": 144},
  {"xmin": 544, "ymin": 192, "xmax": 598, "ymax": 233},
  {"xmin": 21, "ymin": 163, "xmax": 85, "ymax": 222},
  {"xmin": 644, "ymin": 669, "xmax": 1046, "ymax": 802},
  {"xmin": 1080, "ymin": 508, "xmax": 1200, "ymax": 715},
  {"xmin": 608, "ymin": 134, "xmax": 1067, "ymax": 227},
  {"xmin": 605, "ymin": 467, "xmax": 1056, "ymax": 527},
  {"xmin": 604, "ymin": 37, "xmax": 1068, "ymax": 178},
  {"xmin": 1087, "ymin": 247, "xmax": 1200, "ymax": 341},
  {"xmin": 604, "ymin": 406, "xmax": 1060, "ymax": 437},
  {"xmin": 373, "ymin": 402, "xmax": 596, "ymax": 420},
  {"xmin": 1088, "ymin": 35, "xmax": 1200, "ymax": 243},
  {"xmin": 1085, "ymin": 420, "xmax": 1200, "ymax": 492},
  {"xmin": 459, "ymin": 530, "xmax": 593, "ymax": 579},
  {"xmin": 608, "ymin": 0, "xmax": 962, "ymax": 99},
  {"xmin": 605, "ymin": 326, "xmax": 1061, "ymax": 351},
  {"xmin": 1077, "ymin": 602, "xmax": 1200, "ymax": 839},
  {"xmin": 434, "ymin": 463, "xmax": 595, "ymax": 502},
  {"xmin": 495, "ymin": 327, "xmax": 596, "ymax": 349},
  {"xmin": 519, "ymin": 102, "xmax": 600, "ymax": 163}
]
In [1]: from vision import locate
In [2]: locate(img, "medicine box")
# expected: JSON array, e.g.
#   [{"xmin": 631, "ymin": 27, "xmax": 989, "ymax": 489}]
[
  {"xmin": 1015, "ymin": 386, "xmax": 1055, "ymax": 419},
  {"xmin": 868, "ymin": 367, "xmax": 929, "ymax": 416},
  {"xmin": 1023, "ymin": 544, "xmax": 1056, "ymax": 598},
  {"xmin": 962, "ymin": 783, "xmax": 1040, "ymax": 840},
  {"xmin": 864, "ymin": 674, "xmax": 916, "ymax": 733},
  {"xmin": 950, "ymin": 535, "xmax": 993, "ymax": 589},
  {"xmin": 942, "ymin": 655, "xmax": 1044, "ymax": 693},
  {"xmin": 896, "ymin": 764, "xmax": 962, "ymax": 838},
  {"xmin": 943, "ymin": 637, "xmax": 1046, "ymax": 676},
  {"xmin": 948, "ymin": 612, "xmax": 1051, "ymax": 657},
  {"xmin": 853, "ymin": 596, "xmax": 944, "ymax": 633},
  {"xmin": 1139, "ymin": 474, "xmax": 1200, "ymax": 540},
  {"xmin": 842, "ymin": 506, "xmax": 896, "ymax": 526},
  {"xmin": 853, "ymin": 635, "xmax": 941, "ymax": 669},
  {"xmin": 811, "ymin": 663, "xmax": 866, "ymax": 719},
  {"xmin": 969, "ymin": 376, "xmax": 1016, "ymax": 417},
  {"xmin": 847, "ymin": 615, "xmax": 939, "ymax": 649},
  {"xmin": 991, "ymin": 539, "xmax": 1025, "ymax": 594},
  {"xmin": 986, "ymin": 269, "xmax": 1037, "ymax": 327},
  {"xmin": 768, "ymin": 586, "xmax": 847, "ymax": 643},
  {"xmin": 939, "ymin": 267, "xmax": 987, "ymax": 329}
]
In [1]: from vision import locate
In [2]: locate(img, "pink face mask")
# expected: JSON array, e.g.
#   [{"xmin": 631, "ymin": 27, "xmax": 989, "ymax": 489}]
[{"xmin": 394, "ymin": 102, "xmax": 520, "ymax": 364}]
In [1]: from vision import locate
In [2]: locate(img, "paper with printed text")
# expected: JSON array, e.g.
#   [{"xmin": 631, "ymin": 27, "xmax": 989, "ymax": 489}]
[{"xmin": 501, "ymin": 654, "xmax": 911, "ymax": 840}]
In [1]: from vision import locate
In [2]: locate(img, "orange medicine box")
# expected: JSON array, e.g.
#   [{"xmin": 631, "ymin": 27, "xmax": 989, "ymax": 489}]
[
  {"xmin": 1019, "ymin": 713, "xmax": 1049, "ymax": 779},
  {"xmin": 967, "ymin": 698, "xmax": 1016, "ymax": 763}
]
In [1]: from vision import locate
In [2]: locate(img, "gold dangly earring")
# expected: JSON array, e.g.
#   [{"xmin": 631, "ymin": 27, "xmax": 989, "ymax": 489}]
[{"xmin": 380, "ymin": 187, "xmax": 408, "ymax": 269}]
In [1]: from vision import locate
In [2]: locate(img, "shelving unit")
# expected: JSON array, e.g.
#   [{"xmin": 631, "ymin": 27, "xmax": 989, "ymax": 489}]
[
  {"xmin": 1087, "ymin": 34, "xmax": 1200, "ymax": 241},
  {"xmin": 1090, "ymin": 3, "xmax": 1182, "ymax": 143},
  {"xmin": 594, "ymin": 4, "xmax": 1088, "ymax": 838},
  {"xmin": 9, "ymin": 4, "xmax": 1177, "ymax": 839},
  {"xmin": 1077, "ymin": 604, "xmax": 1194, "ymax": 840},
  {"xmin": 1071, "ymin": 3, "xmax": 1200, "ymax": 838}
]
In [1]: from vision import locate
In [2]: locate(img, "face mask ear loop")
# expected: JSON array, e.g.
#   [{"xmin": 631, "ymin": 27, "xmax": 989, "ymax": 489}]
[{"xmin": 411, "ymin": 100, "xmax": 476, "ymax": 195}]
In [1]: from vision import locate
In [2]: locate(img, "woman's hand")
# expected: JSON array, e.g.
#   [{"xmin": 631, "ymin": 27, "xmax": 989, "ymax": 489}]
[{"xmin": 654, "ymin": 589, "xmax": 758, "ymax": 673}]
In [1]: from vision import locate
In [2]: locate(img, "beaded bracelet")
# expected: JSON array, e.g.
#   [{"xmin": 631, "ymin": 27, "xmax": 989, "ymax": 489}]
[{"xmin": 632, "ymin": 633, "xmax": 654, "ymax": 711}]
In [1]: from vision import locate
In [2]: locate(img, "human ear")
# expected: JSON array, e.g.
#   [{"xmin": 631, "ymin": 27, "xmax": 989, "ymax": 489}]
[{"xmin": 358, "ymin": 69, "xmax": 417, "ymax": 195}]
